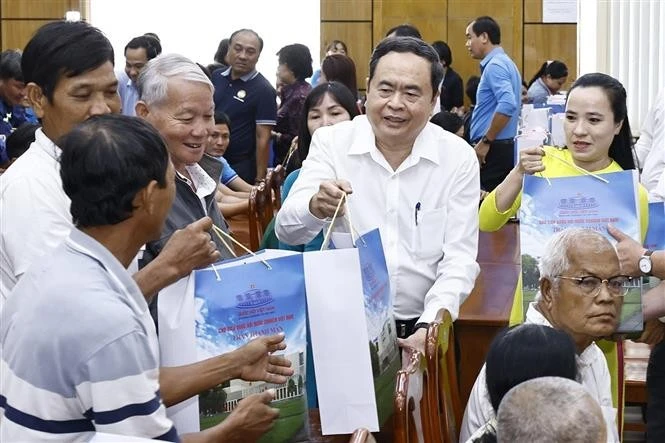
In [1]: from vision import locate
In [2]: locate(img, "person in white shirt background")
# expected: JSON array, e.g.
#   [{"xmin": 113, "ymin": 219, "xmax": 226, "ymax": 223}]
[
  {"xmin": 635, "ymin": 89, "xmax": 664, "ymax": 200},
  {"xmin": 275, "ymin": 36, "xmax": 480, "ymax": 353}
]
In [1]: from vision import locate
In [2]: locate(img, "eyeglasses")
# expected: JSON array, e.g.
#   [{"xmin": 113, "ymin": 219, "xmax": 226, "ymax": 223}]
[{"xmin": 555, "ymin": 275, "xmax": 634, "ymax": 297}]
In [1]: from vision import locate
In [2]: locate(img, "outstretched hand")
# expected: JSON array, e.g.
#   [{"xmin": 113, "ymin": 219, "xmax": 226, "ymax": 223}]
[{"xmin": 234, "ymin": 333, "xmax": 294, "ymax": 384}]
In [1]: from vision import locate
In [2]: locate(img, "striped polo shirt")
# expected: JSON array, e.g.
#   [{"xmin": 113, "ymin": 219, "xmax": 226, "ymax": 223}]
[{"xmin": 0, "ymin": 229, "xmax": 177, "ymax": 441}]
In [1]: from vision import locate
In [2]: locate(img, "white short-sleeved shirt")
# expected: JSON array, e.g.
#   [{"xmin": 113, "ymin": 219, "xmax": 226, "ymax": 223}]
[{"xmin": 0, "ymin": 129, "xmax": 71, "ymax": 312}]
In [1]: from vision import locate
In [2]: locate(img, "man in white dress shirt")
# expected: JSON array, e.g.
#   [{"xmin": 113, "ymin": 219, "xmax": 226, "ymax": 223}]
[
  {"xmin": 275, "ymin": 36, "xmax": 480, "ymax": 352},
  {"xmin": 635, "ymin": 89, "xmax": 664, "ymax": 199},
  {"xmin": 460, "ymin": 228, "xmax": 624, "ymax": 442}
]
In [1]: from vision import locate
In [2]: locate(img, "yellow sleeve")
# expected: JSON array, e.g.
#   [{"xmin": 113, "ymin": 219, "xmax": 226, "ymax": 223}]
[
  {"xmin": 638, "ymin": 184, "xmax": 649, "ymax": 242},
  {"xmin": 479, "ymin": 188, "xmax": 523, "ymax": 232}
]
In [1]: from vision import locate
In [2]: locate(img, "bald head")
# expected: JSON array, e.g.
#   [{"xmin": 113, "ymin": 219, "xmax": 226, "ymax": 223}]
[{"xmin": 497, "ymin": 377, "xmax": 606, "ymax": 443}]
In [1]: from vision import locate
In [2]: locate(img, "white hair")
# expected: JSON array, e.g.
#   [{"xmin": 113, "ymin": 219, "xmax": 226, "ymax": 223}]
[
  {"xmin": 496, "ymin": 377, "xmax": 605, "ymax": 443},
  {"xmin": 137, "ymin": 53, "xmax": 213, "ymax": 106},
  {"xmin": 535, "ymin": 228, "xmax": 611, "ymax": 301}
]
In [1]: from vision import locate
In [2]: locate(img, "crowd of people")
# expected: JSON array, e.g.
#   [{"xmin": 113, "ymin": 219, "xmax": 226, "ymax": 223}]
[{"xmin": 0, "ymin": 12, "xmax": 663, "ymax": 443}]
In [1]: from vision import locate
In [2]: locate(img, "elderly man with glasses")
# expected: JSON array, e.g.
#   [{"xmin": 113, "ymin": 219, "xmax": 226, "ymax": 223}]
[{"xmin": 461, "ymin": 228, "xmax": 628, "ymax": 442}]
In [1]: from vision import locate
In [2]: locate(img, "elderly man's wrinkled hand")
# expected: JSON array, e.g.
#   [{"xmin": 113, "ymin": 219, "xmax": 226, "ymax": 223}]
[
  {"xmin": 158, "ymin": 216, "xmax": 221, "ymax": 279},
  {"xmin": 234, "ymin": 333, "xmax": 294, "ymax": 384},
  {"xmin": 607, "ymin": 224, "xmax": 643, "ymax": 276},
  {"xmin": 309, "ymin": 179, "xmax": 353, "ymax": 219}
]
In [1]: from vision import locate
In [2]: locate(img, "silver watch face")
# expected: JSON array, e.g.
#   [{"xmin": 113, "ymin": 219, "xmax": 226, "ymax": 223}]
[{"xmin": 639, "ymin": 257, "xmax": 652, "ymax": 273}]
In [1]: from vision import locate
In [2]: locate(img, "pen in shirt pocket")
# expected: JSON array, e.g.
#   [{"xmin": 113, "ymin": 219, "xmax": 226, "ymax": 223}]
[{"xmin": 414, "ymin": 202, "xmax": 421, "ymax": 226}]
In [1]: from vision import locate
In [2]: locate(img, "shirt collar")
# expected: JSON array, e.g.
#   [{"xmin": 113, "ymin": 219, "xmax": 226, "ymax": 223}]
[
  {"xmin": 221, "ymin": 67, "xmax": 259, "ymax": 82},
  {"xmin": 35, "ymin": 128, "xmax": 62, "ymax": 161},
  {"xmin": 480, "ymin": 46, "xmax": 506, "ymax": 69},
  {"xmin": 176, "ymin": 162, "xmax": 217, "ymax": 198},
  {"xmin": 347, "ymin": 116, "xmax": 440, "ymax": 166}
]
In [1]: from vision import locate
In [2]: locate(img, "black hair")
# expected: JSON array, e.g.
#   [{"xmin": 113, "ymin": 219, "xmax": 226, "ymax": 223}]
[
  {"xmin": 197, "ymin": 63, "xmax": 212, "ymax": 80},
  {"xmin": 528, "ymin": 60, "xmax": 568, "ymax": 88},
  {"xmin": 485, "ymin": 324, "xmax": 577, "ymax": 412},
  {"xmin": 326, "ymin": 40, "xmax": 348, "ymax": 54},
  {"xmin": 22, "ymin": 21, "xmax": 114, "ymax": 102},
  {"xmin": 5, "ymin": 123, "xmax": 39, "ymax": 160},
  {"xmin": 385, "ymin": 24, "xmax": 422, "ymax": 38},
  {"xmin": 288, "ymin": 81, "xmax": 359, "ymax": 173},
  {"xmin": 466, "ymin": 75, "xmax": 480, "ymax": 105},
  {"xmin": 125, "ymin": 35, "xmax": 162, "ymax": 60},
  {"xmin": 430, "ymin": 111, "xmax": 464, "ymax": 134},
  {"xmin": 214, "ymin": 38, "xmax": 230, "ymax": 65},
  {"xmin": 566, "ymin": 73, "xmax": 635, "ymax": 170},
  {"xmin": 229, "ymin": 29, "xmax": 264, "ymax": 52},
  {"xmin": 59, "ymin": 114, "xmax": 170, "ymax": 228},
  {"xmin": 369, "ymin": 37, "xmax": 443, "ymax": 99},
  {"xmin": 471, "ymin": 16, "xmax": 501, "ymax": 45},
  {"xmin": 143, "ymin": 32, "xmax": 160, "ymax": 42},
  {"xmin": 321, "ymin": 54, "xmax": 357, "ymax": 95},
  {"xmin": 214, "ymin": 111, "xmax": 231, "ymax": 130},
  {"xmin": 0, "ymin": 50, "xmax": 23, "ymax": 81},
  {"xmin": 431, "ymin": 41, "xmax": 453, "ymax": 67},
  {"xmin": 277, "ymin": 43, "xmax": 313, "ymax": 81}
]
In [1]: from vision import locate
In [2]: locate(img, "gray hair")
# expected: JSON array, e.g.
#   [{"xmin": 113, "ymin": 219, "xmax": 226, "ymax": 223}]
[
  {"xmin": 137, "ymin": 53, "xmax": 213, "ymax": 106},
  {"xmin": 497, "ymin": 377, "xmax": 606, "ymax": 443},
  {"xmin": 535, "ymin": 228, "xmax": 611, "ymax": 301}
]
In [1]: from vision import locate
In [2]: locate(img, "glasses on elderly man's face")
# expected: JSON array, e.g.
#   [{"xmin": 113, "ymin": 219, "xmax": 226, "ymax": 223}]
[{"xmin": 555, "ymin": 275, "xmax": 634, "ymax": 298}]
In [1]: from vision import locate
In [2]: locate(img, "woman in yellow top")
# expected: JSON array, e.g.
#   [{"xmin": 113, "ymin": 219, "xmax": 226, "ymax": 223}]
[
  {"xmin": 480, "ymin": 72, "xmax": 648, "ymax": 235},
  {"xmin": 479, "ymin": 72, "xmax": 649, "ymax": 425}
]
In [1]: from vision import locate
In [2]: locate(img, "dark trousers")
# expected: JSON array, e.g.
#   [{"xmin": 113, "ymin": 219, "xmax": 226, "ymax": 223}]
[
  {"xmin": 478, "ymin": 139, "xmax": 514, "ymax": 192},
  {"xmin": 647, "ymin": 340, "xmax": 665, "ymax": 442}
]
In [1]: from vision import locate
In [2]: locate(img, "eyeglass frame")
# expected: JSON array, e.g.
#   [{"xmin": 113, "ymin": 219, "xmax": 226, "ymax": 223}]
[{"xmin": 554, "ymin": 274, "xmax": 634, "ymax": 298}]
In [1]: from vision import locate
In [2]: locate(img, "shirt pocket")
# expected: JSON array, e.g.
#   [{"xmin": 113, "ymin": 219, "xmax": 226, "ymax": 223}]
[{"xmin": 411, "ymin": 206, "xmax": 446, "ymax": 261}]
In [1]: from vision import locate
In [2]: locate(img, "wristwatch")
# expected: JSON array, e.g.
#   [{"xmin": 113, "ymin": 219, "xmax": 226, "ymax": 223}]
[
  {"xmin": 480, "ymin": 135, "xmax": 494, "ymax": 145},
  {"xmin": 638, "ymin": 249, "xmax": 654, "ymax": 276}
]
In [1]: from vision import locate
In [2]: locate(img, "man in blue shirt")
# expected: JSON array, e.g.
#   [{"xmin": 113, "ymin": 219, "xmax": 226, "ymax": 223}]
[
  {"xmin": 0, "ymin": 50, "xmax": 38, "ymax": 165},
  {"xmin": 117, "ymin": 35, "xmax": 161, "ymax": 116},
  {"xmin": 212, "ymin": 29, "xmax": 277, "ymax": 184},
  {"xmin": 466, "ymin": 16, "xmax": 522, "ymax": 192}
]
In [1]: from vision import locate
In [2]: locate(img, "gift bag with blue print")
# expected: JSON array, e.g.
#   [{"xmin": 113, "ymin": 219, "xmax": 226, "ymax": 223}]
[
  {"xmin": 306, "ymin": 227, "xmax": 399, "ymax": 435},
  {"xmin": 520, "ymin": 170, "xmax": 643, "ymax": 334},
  {"xmin": 195, "ymin": 252, "xmax": 309, "ymax": 443},
  {"xmin": 157, "ymin": 250, "xmax": 309, "ymax": 443}
]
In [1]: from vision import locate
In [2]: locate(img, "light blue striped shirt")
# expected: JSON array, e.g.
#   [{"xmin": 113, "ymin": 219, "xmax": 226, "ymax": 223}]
[
  {"xmin": 117, "ymin": 70, "xmax": 139, "ymax": 117},
  {"xmin": 0, "ymin": 229, "xmax": 177, "ymax": 441}
]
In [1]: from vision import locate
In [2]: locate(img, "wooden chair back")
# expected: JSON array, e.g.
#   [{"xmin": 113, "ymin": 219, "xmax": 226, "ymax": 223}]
[
  {"xmin": 257, "ymin": 176, "xmax": 274, "ymax": 230},
  {"xmin": 269, "ymin": 164, "xmax": 286, "ymax": 210},
  {"xmin": 349, "ymin": 428, "xmax": 376, "ymax": 443},
  {"xmin": 394, "ymin": 348, "xmax": 436, "ymax": 443},
  {"xmin": 248, "ymin": 183, "xmax": 270, "ymax": 250},
  {"xmin": 425, "ymin": 309, "xmax": 463, "ymax": 443}
]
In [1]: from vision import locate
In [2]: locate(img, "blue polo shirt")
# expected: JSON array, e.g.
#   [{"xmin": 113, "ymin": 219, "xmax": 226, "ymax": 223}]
[
  {"xmin": 0, "ymin": 99, "xmax": 39, "ymax": 163},
  {"xmin": 470, "ymin": 47, "xmax": 521, "ymax": 142},
  {"xmin": 212, "ymin": 68, "xmax": 276, "ymax": 182}
]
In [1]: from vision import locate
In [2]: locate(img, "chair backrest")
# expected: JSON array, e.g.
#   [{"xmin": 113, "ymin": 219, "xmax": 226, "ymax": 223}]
[
  {"xmin": 394, "ymin": 348, "xmax": 435, "ymax": 443},
  {"xmin": 349, "ymin": 428, "xmax": 376, "ymax": 443},
  {"xmin": 248, "ymin": 183, "xmax": 270, "ymax": 251},
  {"xmin": 256, "ymin": 176, "xmax": 273, "ymax": 231},
  {"xmin": 271, "ymin": 164, "xmax": 286, "ymax": 210},
  {"xmin": 425, "ymin": 309, "xmax": 462, "ymax": 443}
]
